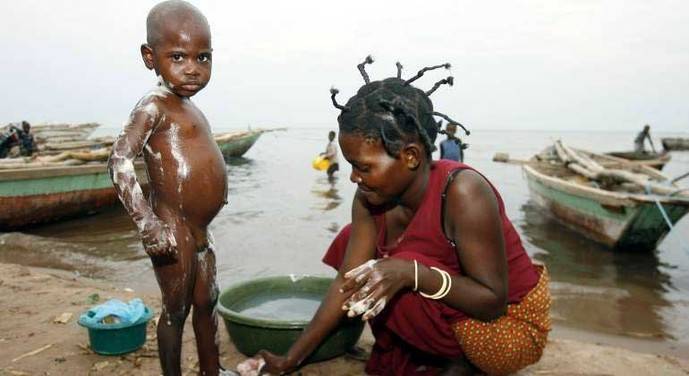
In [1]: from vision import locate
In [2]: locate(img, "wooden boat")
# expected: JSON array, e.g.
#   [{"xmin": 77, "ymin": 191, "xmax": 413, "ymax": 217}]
[
  {"xmin": 0, "ymin": 127, "xmax": 273, "ymax": 229},
  {"xmin": 523, "ymin": 142, "xmax": 689, "ymax": 251},
  {"xmin": 0, "ymin": 163, "xmax": 146, "ymax": 230},
  {"xmin": 31, "ymin": 123, "xmax": 100, "ymax": 144},
  {"xmin": 605, "ymin": 151, "xmax": 670, "ymax": 170},
  {"xmin": 662, "ymin": 137, "xmax": 689, "ymax": 151},
  {"xmin": 214, "ymin": 130, "xmax": 263, "ymax": 160},
  {"xmin": 1, "ymin": 122, "xmax": 107, "ymax": 156}
]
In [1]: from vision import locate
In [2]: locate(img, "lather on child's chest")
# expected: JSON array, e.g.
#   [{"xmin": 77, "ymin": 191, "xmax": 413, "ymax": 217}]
[
  {"xmin": 145, "ymin": 115, "xmax": 224, "ymax": 181},
  {"xmin": 153, "ymin": 113, "xmax": 215, "ymax": 149},
  {"xmin": 158, "ymin": 98, "xmax": 212, "ymax": 136}
]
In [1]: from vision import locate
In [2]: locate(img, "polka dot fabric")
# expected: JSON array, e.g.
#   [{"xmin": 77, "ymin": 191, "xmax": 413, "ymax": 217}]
[{"xmin": 453, "ymin": 265, "xmax": 551, "ymax": 375}]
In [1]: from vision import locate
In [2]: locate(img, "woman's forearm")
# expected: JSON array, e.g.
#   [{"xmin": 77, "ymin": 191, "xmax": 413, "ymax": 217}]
[
  {"xmin": 283, "ymin": 274, "xmax": 352, "ymax": 368},
  {"xmin": 282, "ymin": 194, "xmax": 377, "ymax": 368}
]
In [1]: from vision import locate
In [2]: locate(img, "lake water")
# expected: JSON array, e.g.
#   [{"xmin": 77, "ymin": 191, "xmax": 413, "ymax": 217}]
[{"xmin": 2, "ymin": 127, "xmax": 688, "ymax": 358}]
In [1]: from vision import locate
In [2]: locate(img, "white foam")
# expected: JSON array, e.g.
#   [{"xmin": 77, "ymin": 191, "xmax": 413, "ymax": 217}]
[
  {"xmin": 169, "ymin": 122, "xmax": 190, "ymax": 181},
  {"xmin": 139, "ymin": 102, "xmax": 159, "ymax": 119},
  {"xmin": 111, "ymin": 158, "xmax": 135, "ymax": 186},
  {"xmin": 143, "ymin": 76, "xmax": 174, "ymax": 99},
  {"xmin": 144, "ymin": 145, "xmax": 162, "ymax": 160},
  {"xmin": 289, "ymin": 274, "xmax": 308, "ymax": 283}
]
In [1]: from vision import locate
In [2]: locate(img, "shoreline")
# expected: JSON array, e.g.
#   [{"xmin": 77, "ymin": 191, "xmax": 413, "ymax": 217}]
[
  {"xmin": 1, "ymin": 262, "xmax": 688, "ymax": 375},
  {"xmin": 12, "ymin": 245, "xmax": 689, "ymax": 361}
]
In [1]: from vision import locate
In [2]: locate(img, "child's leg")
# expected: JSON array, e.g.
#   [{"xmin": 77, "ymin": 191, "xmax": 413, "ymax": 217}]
[
  {"xmin": 326, "ymin": 162, "xmax": 339, "ymax": 177},
  {"xmin": 151, "ymin": 223, "xmax": 196, "ymax": 376},
  {"xmin": 192, "ymin": 243, "xmax": 221, "ymax": 375}
]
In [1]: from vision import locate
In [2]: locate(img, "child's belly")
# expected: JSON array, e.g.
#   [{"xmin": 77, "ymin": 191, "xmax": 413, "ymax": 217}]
[
  {"xmin": 147, "ymin": 142, "xmax": 228, "ymax": 227},
  {"xmin": 178, "ymin": 151, "xmax": 227, "ymax": 225}
]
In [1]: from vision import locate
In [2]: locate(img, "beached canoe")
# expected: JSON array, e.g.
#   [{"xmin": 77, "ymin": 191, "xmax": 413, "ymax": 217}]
[
  {"xmin": 662, "ymin": 137, "xmax": 689, "ymax": 151},
  {"xmin": 214, "ymin": 130, "xmax": 263, "ymax": 160},
  {"xmin": 605, "ymin": 151, "xmax": 671, "ymax": 170},
  {"xmin": 0, "ymin": 128, "xmax": 273, "ymax": 229},
  {"xmin": 0, "ymin": 163, "xmax": 146, "ymax": 230},
  {"xmin": 523, "ymin": 144, "xmax": 689, "ymax": 251},
  {"xmin": 31, "ymin": 122, "xmax": 100, "ymax": 144},
  {"xmin": 2, "ymin": 122, "xmax": 108, "ymax": 156}
]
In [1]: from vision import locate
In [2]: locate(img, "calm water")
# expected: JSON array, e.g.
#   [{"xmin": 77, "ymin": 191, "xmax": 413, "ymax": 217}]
[
  {"xmin": 238, "ymin": 295, "xmax": 322, "ymax": 322},
  {"xmin": 2, "ymin": 128, "xmax": 688, "ymax": 357}
]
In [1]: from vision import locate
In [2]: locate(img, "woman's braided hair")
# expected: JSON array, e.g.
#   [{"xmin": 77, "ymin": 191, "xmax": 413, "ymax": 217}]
[{"xmin": 331, "ymin": 56, "xmax": 469, "ymax": 158}]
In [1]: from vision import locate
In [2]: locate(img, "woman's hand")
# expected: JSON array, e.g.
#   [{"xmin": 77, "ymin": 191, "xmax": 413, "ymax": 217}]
[{"xmin": 340, "ymin": 258, "xmax": 414, "ymax": 320}]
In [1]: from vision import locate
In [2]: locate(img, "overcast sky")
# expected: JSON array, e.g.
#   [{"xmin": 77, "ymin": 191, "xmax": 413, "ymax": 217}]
[{"xmin": 1, "ymin": 0, "xmax": 688, "ymax": 132}]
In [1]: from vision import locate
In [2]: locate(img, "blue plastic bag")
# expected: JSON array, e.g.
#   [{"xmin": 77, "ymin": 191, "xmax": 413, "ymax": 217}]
[{"xmin": 79, "ymin": 298, "xmax": 146, "ymax": 325}]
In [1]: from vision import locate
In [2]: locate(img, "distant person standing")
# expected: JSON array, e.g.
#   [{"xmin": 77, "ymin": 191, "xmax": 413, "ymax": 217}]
[
  {"xmin": 0, "ymin": 121, "xmax": 35, "ymax": 158},
  {"xmin": 439, "ymin": 122, "xmax": 468, "ymax": 162},
  {"xmin": 322, "ymin": 130, "xmax": 339, "ymax": 177},
  {"xmin": 634, "ymin": 124, "xmax": 656, "ymax": 153}
]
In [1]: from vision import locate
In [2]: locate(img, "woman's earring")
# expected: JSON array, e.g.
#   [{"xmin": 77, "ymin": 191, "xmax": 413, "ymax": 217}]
[{"xmin": 408, "ymin": 156, "xmax": 419, "ymax": 169}]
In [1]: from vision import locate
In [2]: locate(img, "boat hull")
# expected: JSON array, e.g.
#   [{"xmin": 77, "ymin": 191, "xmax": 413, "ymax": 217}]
[
  {"xmin": 662, "ymin": 137, "xmax": 689, "ymax": 151},
  {"xmin": 215, "ymin": 132, "xmax": 262, "ymax": 160},
  {"xmin": 0, "ymin": 164, "xmax": 146, "ymax": 230},
  {"xmin": 605, "ymin": 151, "xmax": 670, "ymax": 170},
  {"xmin": 523, "ymin": 165, "xmax": 689, "ymax": 251}
]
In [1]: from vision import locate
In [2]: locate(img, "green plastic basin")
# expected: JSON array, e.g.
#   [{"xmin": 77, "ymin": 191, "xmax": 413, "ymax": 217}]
[
  {"xmin": 217, "ymin": 275, "xmax": 364, "ymax": 363},
  {"xmin": 78, "ymin": 306, "xmax": 154, "ymax": 356}
]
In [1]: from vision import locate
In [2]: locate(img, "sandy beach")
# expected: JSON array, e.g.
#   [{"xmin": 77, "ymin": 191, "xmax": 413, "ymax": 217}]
[{"xmin": 1, "ymin": 262, "xmax": 688, "ymax": 376}]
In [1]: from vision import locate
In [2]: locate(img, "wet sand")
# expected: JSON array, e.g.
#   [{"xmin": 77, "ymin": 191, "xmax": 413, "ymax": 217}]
[
  {"xmin": 0, "ymin": 263, "xmax": 366, "ymax": 376},
  {"xmin": 1, "ymin": 262, "xmax": 688, "ymax": 376}
]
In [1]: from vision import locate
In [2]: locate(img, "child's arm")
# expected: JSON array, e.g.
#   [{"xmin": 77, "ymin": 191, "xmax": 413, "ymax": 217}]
[{"xmin": 108, "ymin": 102, "xmax": 177, "ymax": 258}]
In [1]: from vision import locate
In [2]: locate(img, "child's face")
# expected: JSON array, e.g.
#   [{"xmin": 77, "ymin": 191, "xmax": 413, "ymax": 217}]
[
  {"xmin": 446, "ymin": 124, "xmax": 457, "ymax": 136},
  {"xmin": 142, "ymin": 19, "xmax": 212, "ymax": 98},
  {"xmin": 339, "ymin": 132, "xmax": 417, "ymax": 206}
]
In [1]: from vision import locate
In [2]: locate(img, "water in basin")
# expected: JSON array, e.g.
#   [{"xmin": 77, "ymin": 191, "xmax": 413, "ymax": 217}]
[{"xmin": 238, "ymin": 293, "xmax": 322, "ymax": 321}]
